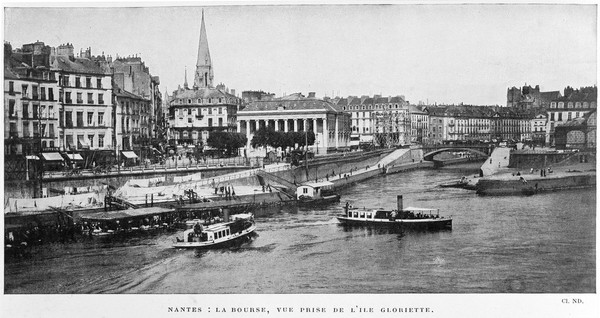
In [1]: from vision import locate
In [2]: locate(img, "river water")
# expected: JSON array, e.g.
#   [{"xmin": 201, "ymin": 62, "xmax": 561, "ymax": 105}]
[{"xmin": 4, "ymin": 163, "xmax": 595, "ymax": 293}]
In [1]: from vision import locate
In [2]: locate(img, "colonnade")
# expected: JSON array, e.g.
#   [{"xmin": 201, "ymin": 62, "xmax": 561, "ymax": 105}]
[{"xmin": 237, "ymin": 116, "xmax": 343, "ymax": 152}]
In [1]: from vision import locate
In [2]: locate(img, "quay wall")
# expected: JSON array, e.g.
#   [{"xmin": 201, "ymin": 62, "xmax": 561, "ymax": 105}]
[
  {"xmin": 509, "ymin": 151, "xmax": 596, "ymax": 170},
  {"xmin": 476, "ymin": 173, "xmax": 596, "ymax": 196},
  {"xmin": 220, "ymin": 149, "xmax": 398, "ymax": 188},
  {"xmin": 5, "ymin": 167, "xmax": 248, "ymax": 199}
]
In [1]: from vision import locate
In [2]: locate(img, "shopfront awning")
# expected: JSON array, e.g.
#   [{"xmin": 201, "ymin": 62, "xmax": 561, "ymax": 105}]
[
  {"xmin": 41, "ymin": 152, "xmax": 64, "ymax": 161},
  {"xmin": 66, "ymin": 154, "xmax": 84, "ymax": 161},
  {"xmin": 26, "ymin": 155, "xmax": 40, "ymax": 160},
  {"xmin": 121, "ymin": 151, "xmax": 138, "ymax": 159}
]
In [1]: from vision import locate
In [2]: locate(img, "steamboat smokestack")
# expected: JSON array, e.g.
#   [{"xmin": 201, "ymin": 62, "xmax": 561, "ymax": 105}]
[{"xmin": 397, "ymin": 195, "xmax": 403, "ymax": 211}]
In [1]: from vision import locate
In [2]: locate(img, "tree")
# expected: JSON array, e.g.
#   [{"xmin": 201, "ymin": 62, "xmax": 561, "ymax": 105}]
[{"xmin": 207, "ymin": 131, "xmax": 247, "ymax": 157}]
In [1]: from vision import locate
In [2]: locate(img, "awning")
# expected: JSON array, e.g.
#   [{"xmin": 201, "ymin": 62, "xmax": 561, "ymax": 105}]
[
  {"xmin": 121, "ymin": 151, "xmax": 138, "ymax": 159},
  {"xmin": 81, "ymin": 207, "xmax": 173, "ymax": 221},
  {"xmin": 26, "ymin": 155, "xmax": 40, "ymax": 160},
  {"xmin": 66, "ymin": 154, "xmax": 84, "ymax": 161},
  {"xmin": 41, "ymin": 152, "xmax": 64, "ymax": 161}
]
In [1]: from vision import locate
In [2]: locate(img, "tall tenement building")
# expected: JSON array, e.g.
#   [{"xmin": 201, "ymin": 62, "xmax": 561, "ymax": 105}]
[{"xmin": 167, "ymin": 11, "xmax": 241, "ymax": 146}]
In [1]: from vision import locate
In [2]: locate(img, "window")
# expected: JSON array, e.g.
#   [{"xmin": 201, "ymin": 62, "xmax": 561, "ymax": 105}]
[
  {"xmin": 62, "ymin": 75, "xmax": 70, "ymax": 87},
  {"xmin": 88, "ymin": 93, "xmax": 93, "ymax": 104},
  {"xmin": 218, "ymin": 107, "xmax": 223, "ymax": 114},
  {"xmin": 23, "ymin": 122, "xmax": 30, "ymax": 137},
  {"xmin": 591, "ymin": 102, "xmax": 596, "ymax": 108},
  {"xmin": 558, "ymin": 113, "xmax": 562, "ymax": 121},
  {"xmin": 66, "ymin": 135, "xmax": 74, "ymax": 149},
  {"xmin": 208, "ymin": 118, "xmax": 213, "ymax": 127},
  {"xmin": 208, "ymin": 108, "xmax": 212, "ymax": 115},
  {"xmin": 32, "ymin": 105, "xmax": 38, "ymax": 119},
  {"xmin": 98, "ymin": 134, "xmax": 104, "ymax": 148},
  {"xmin": 75, "ymin": 77, "xmax": 81, "ymax": 88},
  {"xmin": 558, "ymin": 102, "xmax": 564, "ymax": 108},
  {"xmin": 218, "ymin": 118, "xmax": 223, "ymax": 126},
  {"xmin": 48, "ymin": 88, "xmax": 54, "ymax": 101},
  {"xmin": 22, "ymin": 85, "xmax": 28, "ymax": 98},
  {"xmin": 98, "ymin": 112, "xmax": 104, "ymax": 126},
  {"xmin": 198, "ymin": 99, "xmax": 202, "ymax": 104},
  {"xmin": 188, "ymin": 109, "xmax": 192, "ymax": 115},
  {"xmin": 66, "ymin": 92, "xmax": 72, "ymax": 104},
  {"xmin": 77, "ymin": 134, "xmax": 84, "ymax": 149},
  {"xmin": 188, "ymin": 99, "xmax": 192, "ymax": 104},
  {"xmin": 86, "ymin": 77, "xmax": 92, "ymax": 88},
  {"xmin": 88, "ymin": 112, "xmax": 94, "ymax": 126},
  {"xmin": 77, "ymin": 112, "xmax": 84, "ymax": 127},
  {"xmin": 49, "ymin": 124, "xmax": 55, "ymax": 138},
  {"xmin": 65, "ymin": 111, "xmax": 72, "ymax": 128},
  {"xmin": 76, "ymin": 93, "xmax": 83, "ymax": 104},
  {"xmin": 188, "ymin": 118, "xmax": 192, "ymax": 123},
  {"xmin": 97, "ymin": 78, "xmax": 102, "ymax": 89},
  {"xmin": 9, "ymin": 81, "xmax": 14, "ymax": 94},
  {"xmin": 567, "ymin": 102, "xmax": 573, "ymax": 109},
  {"xmin": 98, "ymin": 93, "xmax": 104, "ymax": 104},
  {"xmin": 40, "ymin": 87, "xmax": 46, "ymax": 100},
  {"xmin": 88, "ymin": 135, "xmax": 94, "ymax": 148},
  {"xmin": 9, "ymin": 100, "xmax": 15, "ymax": 117},
  {"xmin": 33, "ymin": 122, "xmax": 39, "ymax": 137},
  {"xmin": 568, "ymin": 112, "xmax": 572, "ymax": 120}
]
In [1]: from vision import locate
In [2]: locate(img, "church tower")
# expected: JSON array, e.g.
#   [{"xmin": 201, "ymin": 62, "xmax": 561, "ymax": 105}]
[{"xmin": 194, "ymin": 10, "xmax": 213, "ymax": 89}]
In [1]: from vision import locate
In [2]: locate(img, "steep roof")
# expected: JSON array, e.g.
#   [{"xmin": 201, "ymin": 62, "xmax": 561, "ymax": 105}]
[
  {"xmin": 114, "ymin": 87, "xmax": 149, "ymax": 101},
  {"xmin": 241, "ymin": 95, "xmax": 341, "ymax": 113},
  {"xmin": 540, "ymin": 91, "xmax": 561, "ymax": 101},
  {"xmin": 196, "ymin": 10, "xmax": 212, "ymax": 68},
  {"xmin": 172, "ymin": 87, "xmax": 235, "ymax": 100},
  {"xmin": 52, "ymin": 56, "xmax": 109, "ymax": 75}
]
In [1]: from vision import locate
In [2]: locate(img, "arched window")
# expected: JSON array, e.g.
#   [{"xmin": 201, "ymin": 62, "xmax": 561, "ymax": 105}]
[{"xmin": 183, "ymin": 131, "xmax": 189, "ymax": 138}]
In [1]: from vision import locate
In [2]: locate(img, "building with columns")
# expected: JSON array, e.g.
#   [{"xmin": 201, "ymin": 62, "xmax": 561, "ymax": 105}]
[
  {"xmin": 167, "ymin": 11, "xmax": 241, "ymax": 146},
  {"xmin": 237, "ymin": 93, "xmax": 351, "ymax": 154}
]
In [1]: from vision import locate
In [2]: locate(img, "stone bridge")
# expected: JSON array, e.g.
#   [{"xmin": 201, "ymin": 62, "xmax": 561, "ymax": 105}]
[{"xmin": 421, "ymin": 144, "xmax": 491, "ymax": 161}]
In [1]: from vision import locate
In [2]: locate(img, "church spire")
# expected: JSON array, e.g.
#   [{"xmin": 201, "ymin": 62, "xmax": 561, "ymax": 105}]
[
  {"xmin": 184, "ymin": 67, "xmax": 188, "ymax": 89},
  {"xmin": 194, "ymin": 9, "xmax": 213, "ymax": 89}
]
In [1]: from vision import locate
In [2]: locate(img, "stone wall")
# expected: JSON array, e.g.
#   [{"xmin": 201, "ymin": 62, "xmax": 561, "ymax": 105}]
[{"xmin": 476, "ymin": 174, "xmax": 595, "ymax": 196}]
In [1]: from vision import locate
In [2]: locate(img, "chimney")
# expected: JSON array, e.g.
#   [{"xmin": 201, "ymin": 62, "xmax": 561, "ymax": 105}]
[
  {"xmin": 308, "ymin": 92, "xmax": 316, "ymax": 98},
  {"xmin": 397, "ymin": 195, "xmax": 403, "ymax": 211}
]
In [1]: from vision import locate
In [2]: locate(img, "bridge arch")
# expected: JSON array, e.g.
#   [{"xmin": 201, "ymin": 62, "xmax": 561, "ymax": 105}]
[{"xmin": 423, "ymin": 148, "xmax": 489, "ymax": 161}]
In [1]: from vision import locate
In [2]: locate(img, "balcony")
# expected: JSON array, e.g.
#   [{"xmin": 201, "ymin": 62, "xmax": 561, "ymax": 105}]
[{"xmin": 77, "ymin": 99, "xmax": 84, "ymax": 104}]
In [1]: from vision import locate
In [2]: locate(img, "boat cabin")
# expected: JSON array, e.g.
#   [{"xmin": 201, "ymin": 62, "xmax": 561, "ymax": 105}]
[
  {"xmin": 81, "ymin": 206, "xmax": 175, "ymax": 235},
  {"xmin": 346, "ymin": 208, "xmax": 392, "ymax": 220},
  {"xmin": 297, "ymin": 181, "xmax": 334, "ymax": 200}
]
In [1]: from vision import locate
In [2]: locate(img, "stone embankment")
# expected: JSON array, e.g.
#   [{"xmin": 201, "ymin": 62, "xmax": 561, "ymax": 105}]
[{"xmin": 474, "ymin": 147, "xmax": 596, "ymax": 196}]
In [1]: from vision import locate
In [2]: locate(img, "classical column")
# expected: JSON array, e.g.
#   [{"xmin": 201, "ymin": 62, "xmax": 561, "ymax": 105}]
[
  {"xmin": 294, "ymin": 119, "xmax": 299, "ymax": 132},
  {"xmin": 322, "ymin": 116, "xmax": 329, "ymax": 151},
  {"xmin": 303, "ymin": 119, "xmax": 307, "ymax": 131},
  {"xmin": 334, "ymin": 114, "xmax": 339, "ymax": 148},
  {"xmin": 284, "ymin": 119, "xmax": 289, "ymax": 132},
  {"xmin": 274, "ymin": 119, "xmax": 279, "ymax": 131},
  {"xmin": 313, "ymin": 118, "xmax": 317, "ymax": 133},
  {"xmin": 255, "ymin": 119, "xmax": 260, "ymax": 131},
  {"xmin": 245, "ymin": 120, "xmax": 250, "ymax": 148},
  {"xmin": 237, "ymin": 119, "xmax": 241, "ymax": 133}
]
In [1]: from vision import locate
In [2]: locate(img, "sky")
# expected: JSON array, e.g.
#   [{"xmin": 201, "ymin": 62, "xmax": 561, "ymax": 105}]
[{"xmin": 3, "ymin": 3, "xmax": 597, "ymax": 105}]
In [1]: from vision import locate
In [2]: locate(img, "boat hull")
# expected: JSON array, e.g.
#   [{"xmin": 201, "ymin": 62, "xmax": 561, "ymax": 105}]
[
  {"xmin": 172, "ymin": 224, "xmax": 257, "ymax": 249},
  {"xmin": 337, "ymin": 216, "xmax": 452, "ymax": 230},
  {"xmin": 298, "ymin": 194, "xmax": 341, "ymax": 207}
]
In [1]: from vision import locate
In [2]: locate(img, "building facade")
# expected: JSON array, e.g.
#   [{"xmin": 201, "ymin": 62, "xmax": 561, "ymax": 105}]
[
  {"xmin": 4, "ymin": 42, "xmax": 61, "ymax": 155},
  {"xmin": 167, "ymin": 11, "xmax": 241, "ymax": 146},
  {"xmin": 51, "ymin": 44, "xmax": 113, "ymax": 151},
  {"xmin": 237, "ymin": 93, "xmax": 351, "ymax": 154},
  {"xmin": 546, "ymin": 87, "xmax": 597, "ymax": 145}
]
